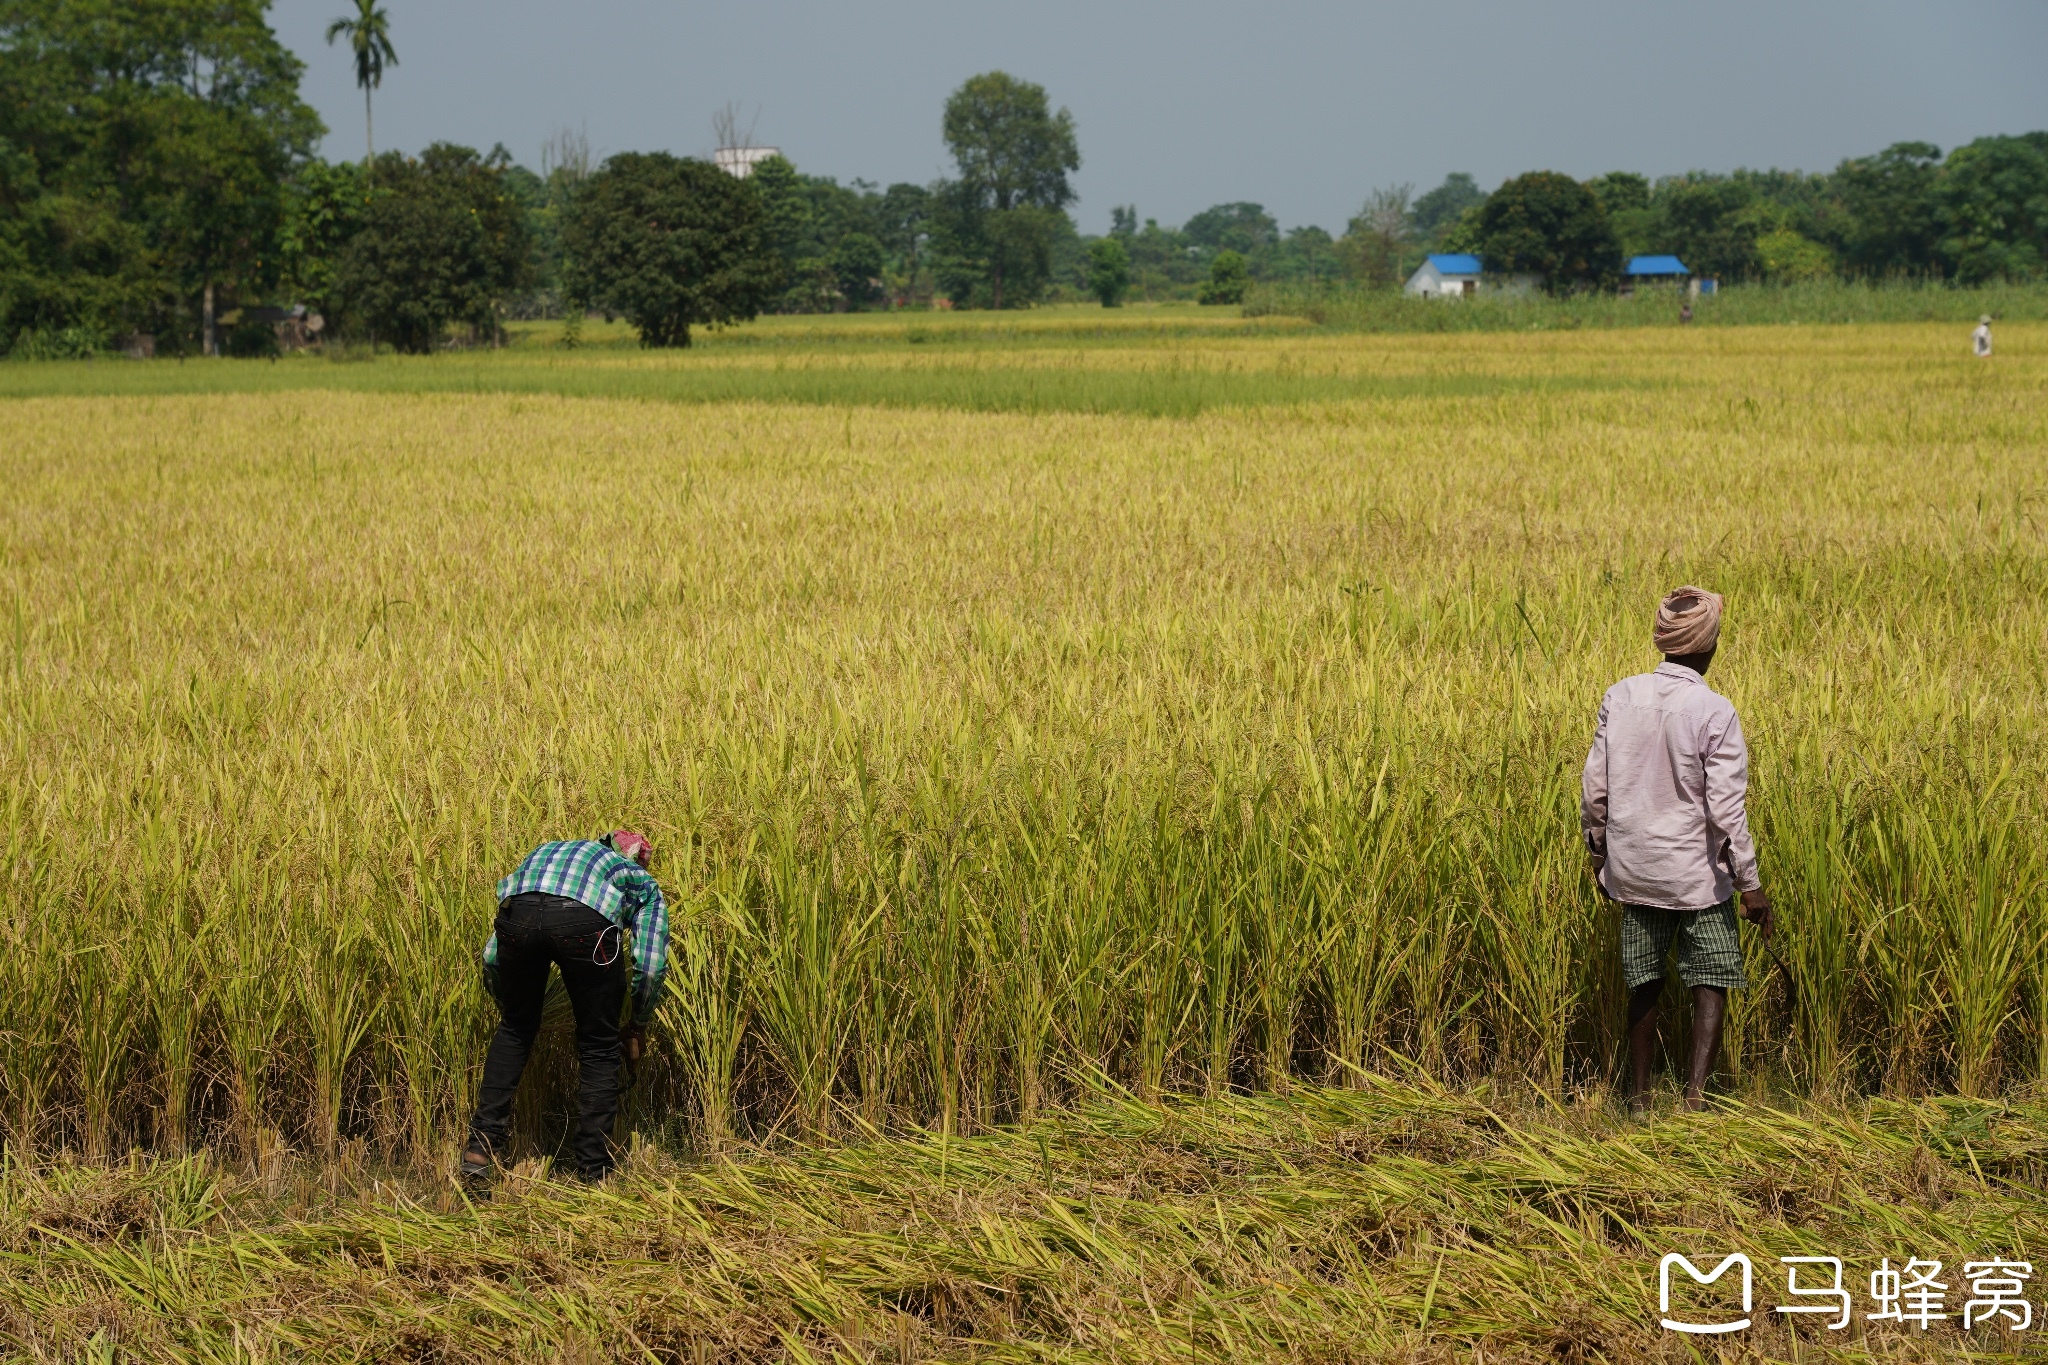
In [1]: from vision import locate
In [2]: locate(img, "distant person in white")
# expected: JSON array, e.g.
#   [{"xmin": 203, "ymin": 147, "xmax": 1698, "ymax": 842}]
[
  {"xmin": 1973, "ymin": 315, "xmax": 1993, "ymax": 358},
  {"xmin": 1582, "ymin": 587, "xmax": 1773, "ymax": 1112}
]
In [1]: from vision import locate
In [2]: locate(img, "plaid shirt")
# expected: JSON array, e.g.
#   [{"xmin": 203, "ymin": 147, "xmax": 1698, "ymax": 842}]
[{"xmin": 483, "ymin": 840, "xmax": 670, "ymax": 1024}]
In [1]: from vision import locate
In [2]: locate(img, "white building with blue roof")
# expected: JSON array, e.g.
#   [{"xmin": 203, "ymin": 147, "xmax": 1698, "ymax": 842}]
[
  {"xmin": 1403, "ymin": 253, "xmax": 1544, "ymax": 299},
  {"xmin": 1404, "ymin": 253, "xmax": 1484, "ymax": 298}
]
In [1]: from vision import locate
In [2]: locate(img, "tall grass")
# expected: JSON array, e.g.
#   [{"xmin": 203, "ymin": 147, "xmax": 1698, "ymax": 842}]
[
  {"xmin": 1246, "ymin": 276, "xmax": 2048, "ymax": 330},
  {"xmin": 0, "ymin": 324, "xmax": 2043, "ymax": 1167}
]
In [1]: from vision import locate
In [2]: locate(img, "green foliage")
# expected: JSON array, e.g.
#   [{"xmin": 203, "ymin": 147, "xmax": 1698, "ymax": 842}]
[
  {"xmin": 1833, "ymin": 142, "xmax": 1944, "ymax": 278},
  {"xmin": 829, "ymin": 232, "xmax": 886, "ymax": 308},
  {"xmin": 1341, "ymin": 186, "xmax": 1415, "ymax": 288},
  {"xmin": 1410, "ymin": 173, "xmax": 1486, "ymax": 245},
  {"xmin": 941, "ymin": 71, "xmax": 1079, "ymax": 214},
  {"xmin": 1197, "ymin": 249, "xmax": 1249, "ymax": 305},
  {"xmin": 1586, "ymin": 171, "xmax": 1650, "ymax": 214},
  {"xmin": 330, "ymin": 144, "xmax": 531, "ymax": 353},
  {"xmin": 1182, "ymin": 202, "xmax": 1278, "ymax": 257},
  {"xmin": 324, "ymin": 0, "xmax": 396, "ymax": 97},
  {"xmin": 225, "ymin": 316, "xmax": 279, "ymax": 357},
  {"xmin": 1587, "ymin": 172, "xmax": 1655, "ymax": 257},
  {"xmin": 1936, "ymin": 132, "xmax": 2048, "ymax": 283},
  {"xmin": 746, "ymin": 155, "xmax": 913, "ymax": 312},
  {"xmin": 0, "ymin": 0, "xmax": 322, "ymax": 346},
  {"xmin": 1476, "ymin": 172, "xmax": 1620, "ymax": 292},
  {"xmin": 1651, "ymin": 176, "xmax": 1766, "ymax": 280},
  {"xmin": 561, "ymin": 151, "xmax": 777, "ymax": 347},
  {"xmin": 276, "ymin": 159, "xmax": 365, "ymax": 314},
  {"xmin": 1087, "ymin": 238, "xmax": 1130, "ymax": 306},
  {"xmin": 1265, "ymin": 227, "xmax": 1343, "ymax": 286},
  {"xmin": 1436, "ymin": 205, "xmax": 1486, "ymax": 254},
  {"xmin": 1757, "ymin": 228, "xmax": 1836, "ymax": 282},
  {"xmin": 935, "ymin": 71, "xmax": 1080, "ymax": 309},
  {"xmin": 4, "ymin": 324, "xmax": 106, "ymax": 360},
  {"xmin": 872, "ymin": 183, "xmax": 932, "ymax": 305}
]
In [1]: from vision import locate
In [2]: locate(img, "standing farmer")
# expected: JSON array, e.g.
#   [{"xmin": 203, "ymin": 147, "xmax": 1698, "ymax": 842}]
[
  {"xmin": 1582, "ymin": 588, "xmax": 1773, "ymax": 1111},
  {"xmin": 462, "ymin": 831, "xmax": 669, "ymax": 1185},
  {"xmin": 1973, "ymin": 314, "xmax": 1993, "ymax": 358}
]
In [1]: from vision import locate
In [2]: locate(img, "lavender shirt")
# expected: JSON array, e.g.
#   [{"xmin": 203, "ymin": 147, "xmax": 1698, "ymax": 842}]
[{"xmin": 1581, "ymin": 662, "xmax": 1762, "ymax": 910}]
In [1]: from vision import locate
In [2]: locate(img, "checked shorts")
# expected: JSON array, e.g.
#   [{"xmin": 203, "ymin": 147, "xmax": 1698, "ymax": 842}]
[{"xmin": 1620, "ymin": 900, "xmax": 1748, "ymax": 991}]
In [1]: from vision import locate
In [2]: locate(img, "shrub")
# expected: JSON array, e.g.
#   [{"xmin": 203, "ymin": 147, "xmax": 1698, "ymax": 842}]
[
  {"xmin": 1197, "ymin": 249, "xmax": 1249, "ymax": 305},
  {"xmin": 1087, "ymin": 238, "xmax": 1130, "ymax": 306}
]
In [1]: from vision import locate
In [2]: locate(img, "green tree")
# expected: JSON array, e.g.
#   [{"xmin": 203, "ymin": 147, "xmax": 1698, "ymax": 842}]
[
  {"xmin": 1269, "ymin": 226, "xmax": 1341, "ymax": 286},
  {"xmin": 1087, "ymin": 237, "xmax": 1129, "ymax": 306},
  {"xmin": 1476, "ymin": 171, "xmax": 1620, "ymax": 292},
  {"xmin": 1436, "ymin": 204, "xmax": 1487, "ymax": 254},
  {"xmin": 561, "ymin": 150, "xmax": 777, "ymax": 346},
  {"xmin": 1833, "ymin": 142, "xmax": 1943, "ymax": 277},
  {"xmin": 1756, "ymin": 228, "xmax": 1835, "ymax": 281},
  {"xmin": 1121, "ymin": 213, "xmax": 1199, "ymax": 300},
  {"xmin": 1586, "ymin": 171, "xmax": 1650, "ymax": 214},
  {"xmin": 1587, "ymin": 171, "xmax": 1654, "ymax": 257},
  {"xmin": 1410, "ymin": 173, "xmax": 1486, "ymax": 244},
  {"xmin": 874, "ymin": 182, "xmax": 931, "ymax": 303},
  {"xmin": 324, "ymin": 0, "xmax": 396, "ymax": 162},
  {"xmin": 331, "ymin": 142, "xmax": 531, "ymax": 352},
  {"xmin": 1342, "ymin": 185, "xmax": 1413, "ymax": 287},
  {"xmin": 747, "ymin": 154, "xmax": 809, "ymax": 265},
  {"xmin": 0, "ymin": 0, "xmax": 322, "ymax": 352},
  {"xmin": 1183, "ymin": 202, "xmax": 1278, "ymax": 260},
  {"xmin": 1197, "ymin": 249, "xmax": 1248, "ymax": 305},
  {"xmin": 830, "ymin": 232, "xmax": 885, "ymax": 308},
  {"xmin": 936, "ymin": 71, "xmax": 1079, "ymax": 308},
  {"xmin": 1649, "ymin": 177, "xmax": 1764, "ymax": 280},
  {"xmin": 1936, "ymin": 133, "xmax": 2048, "ymax": 283},
  {"xmin": 276, "ymin": 158, "xmax": 366, "ymax": 315}
]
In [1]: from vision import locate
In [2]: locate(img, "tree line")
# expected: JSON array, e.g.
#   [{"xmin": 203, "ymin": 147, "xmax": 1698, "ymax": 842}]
[
  {"xmin": 4, "ymin": 0, "xmax": 2045, "ymax": 356},
  {"xmin": 0, "ymin": 3, "xmax": 1081, "ymax": 353}
]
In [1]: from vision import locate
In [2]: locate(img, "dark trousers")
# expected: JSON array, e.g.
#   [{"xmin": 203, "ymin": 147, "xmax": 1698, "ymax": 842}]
[{"xmin": 468, "ymin": 892, "xmax": 628, "ymax": 1176}]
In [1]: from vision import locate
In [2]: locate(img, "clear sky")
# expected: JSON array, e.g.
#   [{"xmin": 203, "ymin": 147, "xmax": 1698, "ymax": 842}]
[{"xmin": 273, "ymin": 0, "xmax": 2048, "ymax": 235}]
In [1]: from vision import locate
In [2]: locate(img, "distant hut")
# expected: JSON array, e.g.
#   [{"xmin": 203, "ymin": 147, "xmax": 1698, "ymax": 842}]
[
  {"xmin": 1404, "ymin": 253, "xmax": 1485, "ymax": 299},
  {"xmin": 1622, "ymin": 255, "xmax": 1689, "ymax": 296}
]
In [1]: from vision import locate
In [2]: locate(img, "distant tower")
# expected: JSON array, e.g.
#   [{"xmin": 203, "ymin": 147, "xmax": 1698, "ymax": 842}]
[{"xmin": 712, "ymin": 102, "xmax": 778, "ymax": 178}]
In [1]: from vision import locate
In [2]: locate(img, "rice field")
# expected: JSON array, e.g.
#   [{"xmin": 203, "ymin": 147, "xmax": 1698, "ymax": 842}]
[{"xmin": 1, "ymin": 314, "xmax": 2045, "ymax": 1358}]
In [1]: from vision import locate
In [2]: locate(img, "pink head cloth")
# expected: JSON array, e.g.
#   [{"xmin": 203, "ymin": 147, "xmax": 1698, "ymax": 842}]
[
  {"xmin": 1653, "ymin": 586, "xmax": 1724, "ymax": 656},
  {"xmin": 609, "ymin": 829, "xmax": 652, "ymax": 866}
]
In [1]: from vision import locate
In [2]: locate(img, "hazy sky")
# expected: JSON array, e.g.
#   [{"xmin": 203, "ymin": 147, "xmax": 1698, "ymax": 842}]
[{"xmin": 273, "ymin": 0, "xmax": 2048, "ymax": 235}]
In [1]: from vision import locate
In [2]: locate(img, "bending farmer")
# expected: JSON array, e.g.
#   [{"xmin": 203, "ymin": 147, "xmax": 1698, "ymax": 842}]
[
  {"xmin": 462, "ymin": 831, "xmax": 669, "ymax": 1185},
  {"xmin": 1582, "ymin": 588, "xmax": 1772, "ymax": 1111}
]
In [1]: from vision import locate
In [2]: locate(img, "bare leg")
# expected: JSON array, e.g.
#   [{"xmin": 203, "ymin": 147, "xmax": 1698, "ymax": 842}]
[
  {"xmin": 1686, "ymin": 985, "xmax": 1727, "ymax": 1110},
  {"xmin": 1627, "ymin": 981, "xmax": 1663, "ymax": 1110}
]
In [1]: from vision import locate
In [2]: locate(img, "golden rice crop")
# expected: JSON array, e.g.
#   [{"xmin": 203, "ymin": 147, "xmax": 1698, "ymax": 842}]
[{"xmin": 0, "ymin": 321, "xmax": 2044, "ymax": 1168}]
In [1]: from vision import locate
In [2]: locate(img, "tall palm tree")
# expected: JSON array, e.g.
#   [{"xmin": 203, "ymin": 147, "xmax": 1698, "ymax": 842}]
[{"xmin": 326, "ymin": 0, "xmax": 397, "ymax": 162}]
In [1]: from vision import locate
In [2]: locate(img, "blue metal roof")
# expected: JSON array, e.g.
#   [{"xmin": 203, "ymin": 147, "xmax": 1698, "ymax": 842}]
[
  {"xmin": 1426, "ymin": 253, "xmax": 1484, "ymax": 275},
  {"xmin": 1625, "ymin": 254, "xmax": 1689, "ymax": 276}
]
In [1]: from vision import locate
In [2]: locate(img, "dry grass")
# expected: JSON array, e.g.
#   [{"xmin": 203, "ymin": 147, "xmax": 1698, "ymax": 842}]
[{"xmin": 1, "ymin": 1077, "xmax": 2042, "ymax": 1361}]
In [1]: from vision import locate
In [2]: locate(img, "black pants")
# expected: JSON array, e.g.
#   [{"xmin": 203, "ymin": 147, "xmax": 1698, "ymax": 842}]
[{"xmin": 468, "ymin": 892, "xmax": 628, "ymax": 1176}]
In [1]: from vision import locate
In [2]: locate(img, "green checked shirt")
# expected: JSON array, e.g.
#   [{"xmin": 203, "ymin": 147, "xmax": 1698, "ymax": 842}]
[{"xmin": 483, "ymin": 840, "xmax": 670, "ymax": 1024}]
